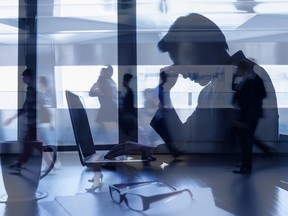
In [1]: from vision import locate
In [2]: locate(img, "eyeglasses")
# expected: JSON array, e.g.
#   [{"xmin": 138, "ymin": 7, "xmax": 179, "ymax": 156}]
[{"xmin": 109, "ymin": 181, "xmax": 193, "ymax": 212}]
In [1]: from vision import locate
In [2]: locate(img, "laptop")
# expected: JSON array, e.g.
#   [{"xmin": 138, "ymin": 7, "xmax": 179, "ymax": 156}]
[{"xmin": 65, "ymin": 90, "xmax": 151, "ymax": 166}]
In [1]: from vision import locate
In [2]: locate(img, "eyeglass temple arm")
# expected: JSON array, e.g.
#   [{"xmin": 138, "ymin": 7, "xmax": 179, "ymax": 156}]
[
  {"xmin": 145, "ymin": 189, "xmax": 193, "ymax": 207},
  {"xmin": 112, "ymin": 181, "xmax": 173, "ymax": 190}
]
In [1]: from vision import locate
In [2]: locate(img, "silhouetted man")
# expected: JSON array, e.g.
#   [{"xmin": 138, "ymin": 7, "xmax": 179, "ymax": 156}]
[
  {"xmin": 119, "ymin": 73, "xmax": 136, "ymax": 142},
  {"xmin": 232, "ymin": 60, "xmax": 266, "ymax": 174},
  {"xmin": 150, "ymin": 13, "xmax": 278, "ymax": 157},
  {"xmin": 4, "ymin": 69, "xmax": 37, "ymax": 173}
]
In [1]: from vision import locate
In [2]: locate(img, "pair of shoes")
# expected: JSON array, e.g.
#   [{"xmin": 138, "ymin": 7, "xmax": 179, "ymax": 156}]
[
  {"xmin": 89, "ymin": 172, "xmax": 103, "ymax": 183},
  {"xmin": 166, "ymin": 143, "xmax": 184, "ymax": 158},
  {"xmin": 87, "ymin": 172, "xmax": 103, "ymax": 192},
  {"xmin": 233, "ymin": 167, "xmax": 252, "ymax": 174},
  {"xmin": 172, "ymin": 151, "xmax": 184, "ymax": 158},
  {"xmin": 53, "ymin": 159, "xmax": 62, "ymax": 170},
  {"xmin": 8, "ymin": 161, "xmax": 22, "ymax": 174},
  {"xmin": 41, "ymin": 167, "xmax": 56, "ymax": 175}
]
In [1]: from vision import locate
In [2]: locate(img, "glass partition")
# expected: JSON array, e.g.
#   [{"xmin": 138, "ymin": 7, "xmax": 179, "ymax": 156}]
[
  {"xmin": 0, "ymin": 1, "xmax": 18, "ymax": 141},
  {"xmin": 4, "ymin": 0, "xmax": 286, "ymax": 152},
  {"xmin": 37, "ymin": 0, "xmax": 118, "ymax": 146}
]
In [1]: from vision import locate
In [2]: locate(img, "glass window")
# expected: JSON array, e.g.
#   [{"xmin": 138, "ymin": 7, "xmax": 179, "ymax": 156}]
[
  {"xmin": 55, "ymin": 65, "xmax": 118, "ymax": 109},
  {"xmin": 0, "ymin": 1, "xmax": 18, "ymax": 141},
  {"xmin": 37, "ymin": 1, "xmax": 118, "ymax": 146}
]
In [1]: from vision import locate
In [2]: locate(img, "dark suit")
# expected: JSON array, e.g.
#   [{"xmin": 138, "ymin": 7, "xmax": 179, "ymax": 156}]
[
  {"xmin": 232, "ymin": 71, "xmax": 266, "ymax": 170},
  {"xmin": 150, "ymin": 51, "xmax": 278, "ymax": 155}
]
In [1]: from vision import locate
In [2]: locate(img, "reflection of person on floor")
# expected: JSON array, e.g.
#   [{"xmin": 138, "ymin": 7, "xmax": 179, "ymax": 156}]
[
  {"xmin": 150, "ymin": 13, "xmax": 278, "ymax": 157},
  {"xmin": 232, "ymin": 60, "xmax": 266, "ymax": 174},
  {"xmin": 3, "ymin": 69, "xmax": 38, "ymax": 173},
  {"xmin": 89, "ymin": 65, "xmax": 118, "ymax": 142}
]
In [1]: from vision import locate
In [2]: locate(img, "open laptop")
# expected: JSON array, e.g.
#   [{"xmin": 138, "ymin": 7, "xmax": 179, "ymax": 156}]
[{"xmin": 65, "ymin": 90, "xmax": 151, "ymax": 166}]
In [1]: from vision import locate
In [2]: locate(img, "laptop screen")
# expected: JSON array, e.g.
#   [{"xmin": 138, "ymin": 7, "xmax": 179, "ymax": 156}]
[{"xmin": 66, "ymin": 90, "xmax": 96, "ymax": 159}]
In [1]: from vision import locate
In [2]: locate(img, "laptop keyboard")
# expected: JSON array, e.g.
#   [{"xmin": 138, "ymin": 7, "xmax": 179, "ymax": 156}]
[{"xmin": 86, "ymin": 153, "xmax": 105, "ymax": 162}]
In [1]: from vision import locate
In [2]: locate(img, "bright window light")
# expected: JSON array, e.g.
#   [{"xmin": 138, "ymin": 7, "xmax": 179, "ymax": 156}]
[
  {"xmin": 0, "ymin": 23, "xmax": 18, "ymax": 34},
  {"xmin": 0, "ymin": 67, "xmax": 18, "ymax": 140},
  {"xmin": 58, "ymin": 0, "xmax": 117, "ymax": 17},
  {"xmin": 0, "ymin": 1, "xmax": 18, "ymax": 18},
  {"xmin": 261, "ymin": 65, "xmax": 288, "ymax": 109},
  {"xmin": 254, "ymin": 3, "xmax": 288, "ymax": 14},
  {"xmin": 0, "ymin": 67, "xmax": 18, "ymax": 109},
  {"xmin": 55, "ymin": 65, "xmax": 118, "ymax": 108}
]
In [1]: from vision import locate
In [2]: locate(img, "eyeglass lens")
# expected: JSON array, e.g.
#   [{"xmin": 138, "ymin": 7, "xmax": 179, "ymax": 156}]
[
  {"xmin": 110, "ymin": 187, "xmax": 145, "ymax": 211},
  {"xmin": 110, "ymin": 188, "xmax": 121, "ymax": 203},
  {"xmin": 125, "ymin": 193, "xmax": 144, "ymax": 211}
]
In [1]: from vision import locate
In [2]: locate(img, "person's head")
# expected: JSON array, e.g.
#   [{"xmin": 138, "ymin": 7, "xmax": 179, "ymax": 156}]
[
  {"xmin": 38, "ymin": 76, "xmax": 48, "ymax": 89},
  {"xmin": 22, "ymin": 69, "xmax": 33, "ymax": 84},
  {"xmin": 123, "ymin": 73, "xmax": 133, "ymax": 86},
  {"xmin": 158, "ymin": 13, "xmax": 229, "ymax": 84},
  {"xmin": 158, "ymin": 13, "xmax": 228, "ymax": 64},
  {"xmin": 100, "ymin": 65, "xmax": 113, "ymax": 78}
]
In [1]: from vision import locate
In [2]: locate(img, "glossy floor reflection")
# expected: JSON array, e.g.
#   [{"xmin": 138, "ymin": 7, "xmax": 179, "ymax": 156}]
[{"xmin": 0, "ymin": 152, "xmax": 288, "ymax": 215}]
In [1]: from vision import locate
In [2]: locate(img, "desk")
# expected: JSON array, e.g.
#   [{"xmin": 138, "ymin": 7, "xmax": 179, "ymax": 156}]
[{"xmin": 55, "ymin": 187, "xmax": 233, "ymax": 216}]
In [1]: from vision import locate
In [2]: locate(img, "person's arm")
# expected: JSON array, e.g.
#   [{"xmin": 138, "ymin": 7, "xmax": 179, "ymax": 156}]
[
  {"xmin": 101, "ymin": 79, "xmax": 117, "ymax": 99},
  {"xmin": 89, "ymin": 80, "xmax": 100, "ymax": 97},
  {"xmin": 3, "ymin": 104, "xmax": 26, "ymax": 126},
  {"xmin": 257, "ymin": 76, "xmax": 267, "ymax": 99},
  {"xmin": 158, "ymin": 83, "xmax": 164, "ymax": 108},
  {"xmin": 3, "ymin": 113, "xmax": 18, "ymax": 126},
  {"xmin": 232, "ymin": 74, "xmax": 237, "ymax": 91}
]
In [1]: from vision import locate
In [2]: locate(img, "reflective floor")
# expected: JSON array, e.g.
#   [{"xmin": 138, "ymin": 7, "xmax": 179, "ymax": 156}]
[{"xmin": 1, "ymin": 152, "xmax": 288, "ymax": 216}]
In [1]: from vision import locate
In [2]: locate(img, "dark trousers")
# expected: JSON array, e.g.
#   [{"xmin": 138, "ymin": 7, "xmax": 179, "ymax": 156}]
[
  {"xmin": 238, "ymin": 127, "xmax": 253, "ymax": 170},
  {"xmin": 236, "ymin": 119, "xmax": 258, "ymax": 170},
  {"xmin": 18, "ymin": 127, "xmax": 37, "ymax": 164}
]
